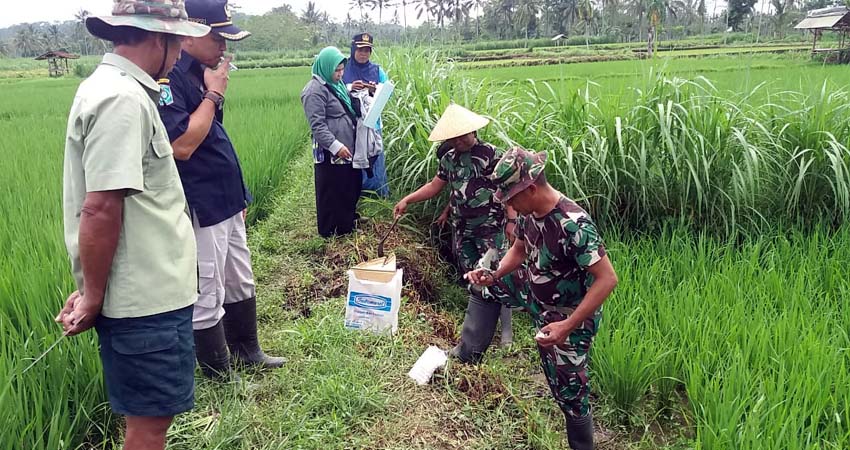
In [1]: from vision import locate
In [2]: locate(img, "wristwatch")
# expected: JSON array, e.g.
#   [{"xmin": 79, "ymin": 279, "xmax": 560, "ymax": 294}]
[
  {"xmin": 203, "ymin": 90, "xmax": 225, "ymax": 110},
  {"xmin": 506, "ymin": 218, "xmax": 517, "ymax": 224}
]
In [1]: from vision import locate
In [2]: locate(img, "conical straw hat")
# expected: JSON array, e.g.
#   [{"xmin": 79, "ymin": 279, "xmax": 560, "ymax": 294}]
[{"xmin": 428, "ymin": 104, "xmax": 490, "ymax": 142}]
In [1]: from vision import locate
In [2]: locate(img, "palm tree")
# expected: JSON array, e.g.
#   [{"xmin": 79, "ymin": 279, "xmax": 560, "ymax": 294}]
[
  {"xmin": 470, "ymin": 0, "xmax": 486, "ymax": 36},
  {"xmin": 771, "ymin": 0, "xmax": 793, "ymax": 38},
  {"xmin": 629, "ymin": 0, "xmax": 647, "ymax": 41},
  {"xmin": 646, "ymin": 0, "xmax": 686, "ymax": 55},
  {"xmin": 74, "ymin": 9, "xmax": 91, "ymax": 54},
  {"xmin": 445, "ymin": 0, "xmax": 472, "ymax": 31},
  {"xmin": 400, "ymin": 0, "xmax": 409, "ymax": 28},
  {"xmin": 696, "ymin": 0, "xmax": 706, "ymax": 34},
  {"xmin": 498, "ymin": 0, "xmax": 517, "ymax": 38},
  {"xmin": 516, "ymin": 0, "xmax": 540, "ymax": 40},
  {"xmin": 14, "ymin": 25, "xmax": 44, "ymax": 57},
  {"xmin": 344, "ymin": 12, "xmax": 356, "ymax": 36},
  {"xmin": 350, "ymin": 0, "xmax": 367, "ymax": 21},
  {"xmin": 429, "ymin": 0, "xmax": 451, "ymax": 29},
  {"xmin": 369, "ymin": 0, "xmax": 396, "ymax": 24},
  {"xmin": 414, "ymin": 0, "xmax": 433, "ymax": 25},
  {"xmin": 576, "ymin": 0, "xmax": 593, "ymax": 47},
  {"xmin": 44, "ymin": 24, "xmax": 63, "ymax": 51},
  {"xmin": 302, "ymin": 1, "xmax": 323, "ymax": 24}
]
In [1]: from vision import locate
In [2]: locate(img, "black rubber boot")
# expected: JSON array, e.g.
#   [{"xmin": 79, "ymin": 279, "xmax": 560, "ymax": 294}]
[
  {"xmin": 566, "ymin": 413, "xmax": 595, "ymax": 450},
  {"xmin": 193, "ymin": 320, "xmax": 233, "ymax": 380},
  {"xmin": 223, "ymin": 297, "xmax": 286, "ymax": 369},
  {"xmin": 499, "ymin": 306, "xmax": 513, "ymax": 347},
  {"xmin": 451, "ymin": 293, "xmax": 502, "ymax": 364}
]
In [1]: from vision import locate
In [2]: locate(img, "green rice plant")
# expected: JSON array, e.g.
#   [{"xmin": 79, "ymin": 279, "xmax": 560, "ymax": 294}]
[
  {"xmin": 598, "ymin": 227, "xmax": 850, "ymax": 448},
  {"xmin": 0, "ymin": 66, "xmax": 310, "ymax": 450}
]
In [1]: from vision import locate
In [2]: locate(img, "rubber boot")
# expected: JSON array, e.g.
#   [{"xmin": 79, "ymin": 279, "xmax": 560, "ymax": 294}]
[
  {"xmin": 499, "ymin": 306, "xmax": 513, "ymax": 347},
  {"xmin": 222, "ymin": 297, "xmax": 286, "ymax": 369},
  {"xmin": 566, "ymin": 413, "xmax": 595, "ymax": 450},
  {"xmin": 451, "ymin": 293, "xmax": 502, "ymax": 364},
  {"xmin": 193, "ymin": 320, "xmax": 233, "ymax": 380}
]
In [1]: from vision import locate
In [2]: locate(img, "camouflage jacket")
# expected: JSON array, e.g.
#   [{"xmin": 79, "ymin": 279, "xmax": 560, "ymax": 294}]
[
  {"xmin": 515, "ymin": 196, "xmax": 606, "ymax": 309},
  {"xmin": 436, "ymin": 141, "xmax": 505, "ymax": 235}
]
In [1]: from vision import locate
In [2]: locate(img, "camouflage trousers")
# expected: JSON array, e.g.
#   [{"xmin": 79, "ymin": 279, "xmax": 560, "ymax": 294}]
[{"xmin": 533, "ymin": 306, "xmax": 601, "ymax": 419}]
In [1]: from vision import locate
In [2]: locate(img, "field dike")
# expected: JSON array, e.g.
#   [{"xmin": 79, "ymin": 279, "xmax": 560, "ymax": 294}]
[{"xmin": 154, "ymin": 153, "xmax": 675, "ymax": 449}]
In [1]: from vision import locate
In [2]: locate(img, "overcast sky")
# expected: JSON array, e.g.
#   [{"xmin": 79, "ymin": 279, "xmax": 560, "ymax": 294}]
[{"xmin": 1, "ymin": 0, "xmax": 424, "ymax": 28}]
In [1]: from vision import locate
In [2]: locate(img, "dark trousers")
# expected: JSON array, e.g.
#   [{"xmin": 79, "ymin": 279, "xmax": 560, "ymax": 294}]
[
  {"xmin": 315, "ymin": 162, "xmax": 362, "ymax": 238},
  {"xmin": 454, "ymin": 292, "xmax": 503, "ymax": 363}
]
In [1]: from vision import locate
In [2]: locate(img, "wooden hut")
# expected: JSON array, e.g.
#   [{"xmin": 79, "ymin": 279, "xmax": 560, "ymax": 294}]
[
  {"xmin": 794, "ymin": 6, "xmax": 850, "ymax": 60},
  {"xmin": 34, "ymin": 50, "xmax": 80, "ymax": 77}
]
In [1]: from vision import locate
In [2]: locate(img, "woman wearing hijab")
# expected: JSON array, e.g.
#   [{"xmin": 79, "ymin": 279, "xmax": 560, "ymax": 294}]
[
  {"xmin": 301, "ymin": 47, "xmax": 362, "ymax": 238},
  {"xmin": 344, "ymin": 32, "xmax": 390, "ymax": 198}
]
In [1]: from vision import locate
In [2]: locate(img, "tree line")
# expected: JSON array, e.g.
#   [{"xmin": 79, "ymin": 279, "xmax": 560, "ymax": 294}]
[{"xmin": 0, "ymin": 0, "xmax": 842, "ymax": 58}]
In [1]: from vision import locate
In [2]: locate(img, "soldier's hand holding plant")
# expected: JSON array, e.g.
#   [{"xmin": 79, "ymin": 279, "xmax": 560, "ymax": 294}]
[{"xmin": 465, "ymin": 268, "xmax": 495, "ymax": 286}]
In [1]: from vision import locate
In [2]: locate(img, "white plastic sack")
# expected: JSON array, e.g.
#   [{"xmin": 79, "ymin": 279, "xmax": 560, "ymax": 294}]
[
  {"xmin": 345, "ymin": 267, "xmax": 403, "ymax": 334},
  {"xmin": 408, "ymin": 346, "xmax": 448, "ymax": 385}
]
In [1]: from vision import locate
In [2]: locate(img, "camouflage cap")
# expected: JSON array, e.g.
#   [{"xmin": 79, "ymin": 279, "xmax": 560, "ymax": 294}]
[
  {"xmin": 491, "ymin": 147, "xmax": 548, "ymax": 203},
  {"xmin": 86, "ymin": 0, "xmax": 210, "ymax": 42}
]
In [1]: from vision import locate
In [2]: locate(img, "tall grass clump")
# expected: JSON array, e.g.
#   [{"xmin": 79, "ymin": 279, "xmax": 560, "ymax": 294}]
[{"xmin": 384, "ymin": 50, "xmax": 850, "ymax": 236}]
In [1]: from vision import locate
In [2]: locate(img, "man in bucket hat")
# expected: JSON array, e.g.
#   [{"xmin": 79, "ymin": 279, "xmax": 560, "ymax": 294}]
[
  {"xmin": 157, "ymin": 0, "xmax": 285, "ymax": 380},
  {"xmin": 466, "ymin": 147, "xmax": 619, "ymax": 450},
  {"xmin": 57, "ymin": 1, "xmax": 208, "ymax": 449},
  {"xmin": 394, "ymin": 104, "xmax": 525, "ymax": 364}
]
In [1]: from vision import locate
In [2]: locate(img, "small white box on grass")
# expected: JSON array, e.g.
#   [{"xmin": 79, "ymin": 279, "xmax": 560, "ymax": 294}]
[{"xmin": 345, "ymin": 254, "xmax": 403, "ymax": 334}]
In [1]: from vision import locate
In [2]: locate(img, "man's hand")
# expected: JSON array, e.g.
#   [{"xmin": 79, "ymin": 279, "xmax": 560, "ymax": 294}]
[
  {"xmin": 435, "ymin": 209, "xmax": 449, "ymax": 228},
  {"xmin": 536, "ymin": 320, "xmax": 573, "ymax": 348},
  {"xmin": 465, "ymin": 268, "xmax": 495, "ymax": 286},
  {"xmin": 56, "ymin": 291, "xmax": 101, "ymax": 336},
  {"xmin": 204, "ymin": 55, "xmax": 232, "ymax": 95},
  {"xmin": 55, "ymin": 290, "xmax": 80, "ymax": 324},
  {"xmin": 393, "ymin": 199, "xmax": 409, "ymax": 218},
  {"xmin": 337, "ymin": 146, "xmax": 352, "ymax": 160}
]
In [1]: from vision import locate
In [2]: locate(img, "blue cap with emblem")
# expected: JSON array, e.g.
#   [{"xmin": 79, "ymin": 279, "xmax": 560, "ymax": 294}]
[
  {"xmin": 185, "ymin": 0, "xmax": 250, "ymax": 41},
  {"xmin": 352, "ymin": 32, "xmax": 374, "ymax": 48}
]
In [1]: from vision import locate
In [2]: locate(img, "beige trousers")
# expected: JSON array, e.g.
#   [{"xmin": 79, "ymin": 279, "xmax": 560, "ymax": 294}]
[{"xmin": 192, "ymin": 211, "xmax": 255, "ymax": 330}]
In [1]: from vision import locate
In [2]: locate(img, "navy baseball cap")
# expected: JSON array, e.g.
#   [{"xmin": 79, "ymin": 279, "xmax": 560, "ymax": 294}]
[
  {"xmin": 352, "ymin": 32, "xmax": 374, "ymax": 48},
  {"xmin": 186, "ymin": 0, "xmax": 250, "ymax": 41}
]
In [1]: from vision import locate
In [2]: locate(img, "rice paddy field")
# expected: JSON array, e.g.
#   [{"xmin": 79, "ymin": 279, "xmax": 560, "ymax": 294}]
[{"xmin": 2, "ymin": 49, "xmax": 849, "ymax": 449}]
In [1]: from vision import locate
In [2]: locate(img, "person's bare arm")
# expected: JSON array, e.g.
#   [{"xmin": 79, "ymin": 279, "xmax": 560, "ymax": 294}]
[
  {"xmin": 536, "ymin": 255, "xmax": 618, "ymax": 347},
  {"xmin": 57, "ymin": 190, "xmax": 126, "ymax": 336},
  {"xmin": 393, "ymin": 176, "xmax": 447, "ymax": 217}
]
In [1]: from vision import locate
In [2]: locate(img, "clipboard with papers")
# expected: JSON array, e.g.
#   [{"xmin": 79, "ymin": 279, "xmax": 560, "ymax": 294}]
[{"xmin": 363, "ymin": 80, "xmax": 394, "ymax": 129}]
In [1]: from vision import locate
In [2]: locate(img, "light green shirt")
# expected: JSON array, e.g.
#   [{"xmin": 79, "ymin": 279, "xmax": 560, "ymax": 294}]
[{"xmin": 63, "ymin": 53, "xmax": 197, "ymax": 318}]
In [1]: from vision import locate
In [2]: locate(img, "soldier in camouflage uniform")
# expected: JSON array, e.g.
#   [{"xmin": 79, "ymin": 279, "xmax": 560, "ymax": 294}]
[
  {"xmin": 467, "ymin": 147, "xmax": 619, "ymax": 450},
  {"xmin": 394, "ymin": 104, "xmax": 527, "ymax": 363}
]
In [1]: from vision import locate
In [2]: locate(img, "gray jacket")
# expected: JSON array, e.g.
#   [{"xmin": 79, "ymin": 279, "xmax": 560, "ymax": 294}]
[
  {"xmin": 301, "ymin": 76, "xmax": 356, "ymax": 164},
  {"xmin": 350, "ymin": 88, "xmax": 383, "ymax": 171}
]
